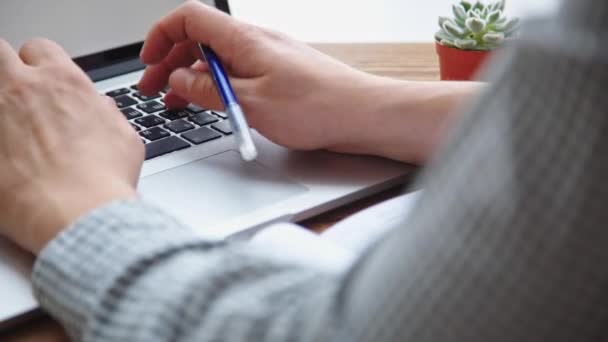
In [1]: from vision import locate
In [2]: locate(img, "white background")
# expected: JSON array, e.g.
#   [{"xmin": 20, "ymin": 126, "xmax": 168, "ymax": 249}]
[{"xmin": 230, "ymin": 0, "xmax": 562, "ymax": 43}]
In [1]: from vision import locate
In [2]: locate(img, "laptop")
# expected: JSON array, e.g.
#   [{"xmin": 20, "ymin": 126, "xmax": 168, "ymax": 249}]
[{"xmin": 0, "ymin": 0, "xmax": 413, "ymax": 329}]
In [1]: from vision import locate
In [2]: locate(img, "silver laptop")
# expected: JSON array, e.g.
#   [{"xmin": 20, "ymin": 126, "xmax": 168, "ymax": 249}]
[{"xmin": 0, "ymin": 0, "xmax": 413, "ymax": 329}]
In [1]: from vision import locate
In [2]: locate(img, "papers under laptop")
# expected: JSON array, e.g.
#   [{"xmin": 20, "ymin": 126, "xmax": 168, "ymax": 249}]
[{"xmin": 250, "ymin": 191, "xmax": 423, "ymax": 272}]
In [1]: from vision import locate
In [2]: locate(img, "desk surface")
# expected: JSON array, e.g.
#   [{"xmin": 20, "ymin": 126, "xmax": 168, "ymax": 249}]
[{"xmin": 2, "ymin": 42, "xmax": 439, "ymax": 342}]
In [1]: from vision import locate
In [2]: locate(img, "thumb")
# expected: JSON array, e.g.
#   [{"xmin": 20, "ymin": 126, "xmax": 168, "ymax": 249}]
[{"xmin": 170, "ymin": 67, "xmax": 249, "ymax": 112}]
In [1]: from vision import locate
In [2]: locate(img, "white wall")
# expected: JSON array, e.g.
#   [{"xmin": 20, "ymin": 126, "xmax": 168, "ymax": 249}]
[{"xmin": 230, "ymin": 0, "xmax": 562, "ymax": 43}]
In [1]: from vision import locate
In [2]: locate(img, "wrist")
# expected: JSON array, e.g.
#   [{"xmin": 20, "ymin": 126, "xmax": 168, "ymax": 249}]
[
  {"xmin": 323, "ymin": 73, "xmax": 392, "ymax": 152},
  {"xmin": 325, "ymin": 75, "xmax": 414, "ymax": 158},
  {"xmin": 328, "ymin": 77, "xmax": 482, "ymax": 163},
  {"xmin": 16, "ymin": 177, "xmax": 137, "ymax": 254}
]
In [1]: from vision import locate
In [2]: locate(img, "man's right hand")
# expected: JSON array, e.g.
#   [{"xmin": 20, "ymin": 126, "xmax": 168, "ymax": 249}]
[{"xmin": 138, "ymin": 0, "xmax": 377, "ymax": 152}]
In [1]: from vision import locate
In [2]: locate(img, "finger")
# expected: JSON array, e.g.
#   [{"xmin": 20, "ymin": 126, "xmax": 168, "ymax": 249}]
[
  {"xmin": 19, "ymin": 38, "xmax": 71, "ymax": 66},
  {"xmin": 163, "ymin": 91, "xmax": 189, "ymax": 110},
  {"xmin": 168, "ymin": 67, "xmax": 228, "ymax": 111},
  {"xmin": 138, "ymin": 42, "xmax": 201, "ymax": 95},
  {"xmin": 191, "ymin": 60, "xmax": 209, "ymax": 71},
  {"xmin": 140, "ymin": 0, "xmax": 241, "ymax": 65},
  {"xmin": 163, "ymin": 61, "xmax": 210, "ymax": 109},
  {"xmin": 0, "ymin": 39, "xmax": 22, "ymax": 72}
]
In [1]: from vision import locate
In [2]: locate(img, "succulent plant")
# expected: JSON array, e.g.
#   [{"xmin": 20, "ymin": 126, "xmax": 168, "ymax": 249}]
[{"xmin": 435, "ymin": 0, "xmax": 520, "ymax": 51}]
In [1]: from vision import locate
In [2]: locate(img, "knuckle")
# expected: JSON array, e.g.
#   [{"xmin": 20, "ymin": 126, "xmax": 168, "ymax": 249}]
[
  {"xmin": 177, "ymin": 0, "xmax": 202, "ymax": 18},
  {"xmin": 228, "ymin": 23, "xmax": 263, "ymax": 57},
  {"xmin": 5, "ymin": 76, "xmax": 36, "ymax": 99},
  {"xmin": 233, "ymin": 23, "xmax": 263, "ymax": 43},
  {"xmin": 20, "ymin": 37, "xmax": 55, "ymax": 53},
  {"xmin": 1, "ymin": 66, "xmax": 21, "ymax": 83},
  {"xmin": 181, "ymin": 0, "xmax": 200, "ymax": 11}
]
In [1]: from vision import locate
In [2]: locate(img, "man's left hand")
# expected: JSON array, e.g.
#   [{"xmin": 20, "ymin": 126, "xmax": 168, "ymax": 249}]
[{"xmin": 0, "ymin": 38, "xmax": 143, "ymax": 253}]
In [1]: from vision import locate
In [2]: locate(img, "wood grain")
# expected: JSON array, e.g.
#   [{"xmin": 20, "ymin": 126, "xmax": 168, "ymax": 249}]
[
  {"xmin": 1, "ymin": 43, "xmax": 439, "ymax": 342},
  {"xmin": 316, "ymin": 43, "xmax": 439, "ymax": 81}
]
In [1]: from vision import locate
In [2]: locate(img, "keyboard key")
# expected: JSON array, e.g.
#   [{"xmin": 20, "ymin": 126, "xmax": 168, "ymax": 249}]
[
  {"xmin": 211, "ymin": 120, "xmax": 233, "ymax": 135},
  {"xmin": 131, "ymin": 123, "xmax": 141, "ymax": 132},
  {"xmin": 189, "ymin": 112, "xmax": 218, "ymax": 126},
  {"xmin": 140, "ymin": 127, "xmax": 170, "ymax": 141},
  {"xmin": 165, "ymin": 119, "xmax": 195, "ymax": 133},
  {"xmin": 121, "ymin": 107, "xmax": 143, "ymax": 120},
  {"xmin": 137, "ymin": 101, "xmax": 165, "ymax": 114},
  {"xmin": 182, "ymin": 127, "xmax": 222, "ymax": 145},
  {"xmin": 106, "ymin": 88, "xmax": 130, "ymax": 97},
  {"xmin": 186, "ymin": 104, "xmax": 205, "ymax": 113},
  {"xmin": 210, "ymin": 110, "xmax": 228, "ymax": 119},
  {"xmin": 130, "ymin": 84, "xmax": 139, "ymax": 91},
  {"xmin": 133, "ymin": 92, "xmax": 161, "ymax": 102},
  {"xmin": 159, "ymin": 110, "xmax": 189, "ymax": 121},
  {"xmin": 114, "ymin": 95, "xmax": 138, "ymax": 108},
  {"xmin": 145, "ymin": 136, "xmax": 190, "ymax": 160},
  {"xmin": 134, "ymin": 115, "xmax": 166, "ymax": 128}
]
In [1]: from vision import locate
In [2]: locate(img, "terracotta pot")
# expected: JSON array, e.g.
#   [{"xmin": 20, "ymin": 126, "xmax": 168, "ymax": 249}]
[{"xmin": 435, "ymin": 42, "xmax": 492, "ymax": 81}]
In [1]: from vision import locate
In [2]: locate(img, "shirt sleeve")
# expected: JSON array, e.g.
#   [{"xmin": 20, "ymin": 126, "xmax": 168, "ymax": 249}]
[
  {"xmin": 33, "ymin": 200, "xmax": 342, "ymax": 341},
  {"xmin": 32, "ymin": 0, "xmax": 608, "ymax": 341}
]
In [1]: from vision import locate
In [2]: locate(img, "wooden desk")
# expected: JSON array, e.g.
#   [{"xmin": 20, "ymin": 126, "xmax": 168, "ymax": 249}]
[{"xmin": 2, "ymin": 42, "xmax": 439, "ymax": 342}]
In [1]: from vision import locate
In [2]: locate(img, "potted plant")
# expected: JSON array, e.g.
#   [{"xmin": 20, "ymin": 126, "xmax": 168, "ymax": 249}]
[{"xmin": 435, "ymin": 0, "xmax": 520, "ymax": 80}]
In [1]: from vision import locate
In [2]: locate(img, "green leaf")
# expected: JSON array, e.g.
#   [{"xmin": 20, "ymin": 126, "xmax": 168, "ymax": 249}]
[
  {"xmin": 496, "ymin": 17, "xmax": 520, "ymax": 33},
  {"xmin": 487, "ymin": 10, "xmax": 502, "ymax": 23},
  {"xmin": 460, "ymin": 1, "xmax": 473, "ymax": 12},
  {"xmin": 455, "ymin": 38, "xmax": 478, "ymax": 49},
  {"xmin": 481, "ymin": 6, "xmax": 490, "ymax": 18},
  {"xmin": 498, "ymin": 0, "xmax": 506, "ymax": 11},
  {"xmin": 435, "ymin": 30, "xmax": 454, "ymax": 42},
  {"xmin": 453, "ymin": 4, "xmax": 467, "ymax": 21},
  {"xmin": 443, "ymin": 21, "xmax": 466, "ymax": 38},
  {"xmin": 495, "ymin": 16, "xmax": 507, "ymax": 25},
  {"xmin": 468, "ymin": 9, "xmax": 481, "ymax": 18},
  {"xmin": 472, "ymin": 1, "xmax": 485, "ymax": 11},
  {"xmin": 440, "ymin": 39, "xmax": 457, "ymax": 48},
  {"xmin": 438, "ymin": 16, "xmax": 450, "ymax": 29},
  {"xmin": 482, "ymin": 32, "xmax": 505, "ymax": 44},
  {"xmin": 466, "ymin": 17, "xmax": 486, "ymax": 33}
]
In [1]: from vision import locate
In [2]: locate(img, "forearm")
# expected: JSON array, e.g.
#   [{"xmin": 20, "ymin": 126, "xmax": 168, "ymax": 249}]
[
  {"xmin": 329, "ymin": 77, "xmax": 482, "ymax": 164},
  {"xmin": 33, "ymin": 201, "xmax": 340, "ymax": 341}
]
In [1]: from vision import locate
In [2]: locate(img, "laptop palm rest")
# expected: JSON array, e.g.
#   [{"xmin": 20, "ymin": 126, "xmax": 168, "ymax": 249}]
[{"xmin": 138, "ymin": 151, "xmax": 308, "ymax": 229}]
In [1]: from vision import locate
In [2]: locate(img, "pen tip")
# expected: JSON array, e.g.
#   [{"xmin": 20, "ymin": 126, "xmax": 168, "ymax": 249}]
[{"xmin": 240, "ymin": 145, "xmax": 258, "ymax": 162}]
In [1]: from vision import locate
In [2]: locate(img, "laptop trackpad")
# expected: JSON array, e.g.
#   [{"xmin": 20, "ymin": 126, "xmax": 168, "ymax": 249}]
[{"xmin": 138, "ymin": 151, "xmax": 308, "ymax": 229}]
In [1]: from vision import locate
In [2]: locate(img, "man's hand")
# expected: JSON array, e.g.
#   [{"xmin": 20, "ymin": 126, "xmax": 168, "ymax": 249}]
[
  {"xmin": 139, "ymin": 1, "xmax": 480, "ymax": 163},
  {"xmin": 138, "ymin": 0, "xmax": 378, "ymax": 151},
  {"xmin": 0, "ymin": 38, "xmax": 143, "ymax": 253}
]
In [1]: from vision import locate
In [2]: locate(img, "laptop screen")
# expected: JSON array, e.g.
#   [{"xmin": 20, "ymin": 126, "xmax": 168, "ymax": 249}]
[{"xmin": 1, "ymin": 0, "xmax": 218, "ymax": 58}]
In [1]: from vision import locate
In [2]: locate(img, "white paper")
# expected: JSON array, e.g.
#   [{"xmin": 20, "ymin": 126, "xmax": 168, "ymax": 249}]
[
  {"xmin": 249, "ymin": 191, "xmax": 423, "ymax": 272},
  {"xmin": 249, "ymin": 223, "xmax": 356, "ymax": 273},
  {"xmin": 321, "ymin": 191, "xmax": 423, "ymax": 254}
]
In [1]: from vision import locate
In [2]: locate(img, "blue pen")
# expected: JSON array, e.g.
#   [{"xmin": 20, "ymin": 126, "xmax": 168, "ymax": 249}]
[{"xmin": 198, "ymin": 44, "xmax": 258, "ymax": 161}]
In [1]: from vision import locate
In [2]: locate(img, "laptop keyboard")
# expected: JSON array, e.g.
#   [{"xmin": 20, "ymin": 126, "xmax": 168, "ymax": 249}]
[{"xmin": 104, "ymin": 84, "xmax": 232, "ymax": 160}]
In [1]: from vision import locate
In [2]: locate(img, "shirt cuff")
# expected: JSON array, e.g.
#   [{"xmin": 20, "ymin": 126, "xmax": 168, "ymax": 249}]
[{"xmin": 31, "ymin": 200, "xmax": 214, "ymax": 338}]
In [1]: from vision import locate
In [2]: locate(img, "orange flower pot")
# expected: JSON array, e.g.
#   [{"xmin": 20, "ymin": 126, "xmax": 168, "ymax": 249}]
[{"xmin": 435, "ymin": 42, "xmax": 492, "ymax": 81}]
